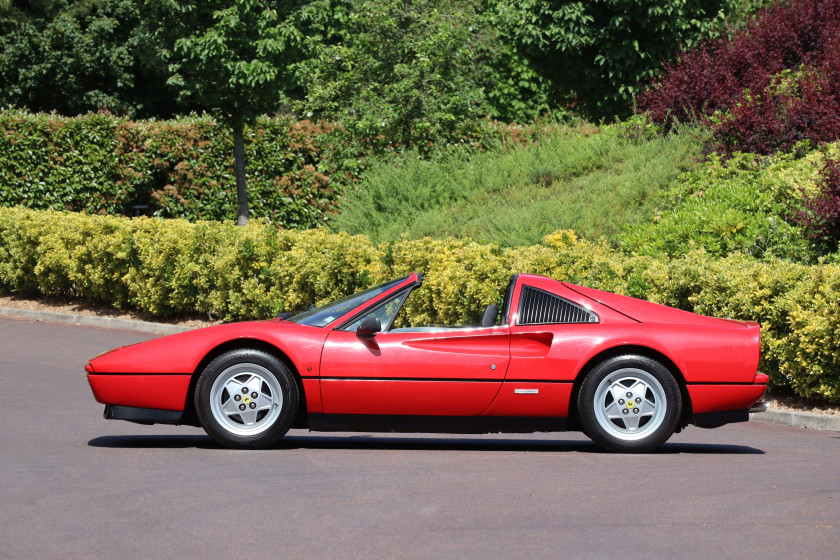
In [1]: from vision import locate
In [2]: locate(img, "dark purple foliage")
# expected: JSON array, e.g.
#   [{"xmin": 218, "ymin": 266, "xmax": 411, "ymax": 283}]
[
  {"xmin": 638, "ymin": 0, "xmax": 840, "ymax": 156},
  {"xmin": 794, "ymin": 157, "xmax": 840, "ymax": 249}
]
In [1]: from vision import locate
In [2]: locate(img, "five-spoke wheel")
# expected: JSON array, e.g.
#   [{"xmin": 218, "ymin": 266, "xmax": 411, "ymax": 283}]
[
  {"xmin": 196, "ymin": 349, "xmax": 298, "ymax": 449},
  {"xmin": 579, "ymin": 355, "xmax": 681, "ymax": 453}
]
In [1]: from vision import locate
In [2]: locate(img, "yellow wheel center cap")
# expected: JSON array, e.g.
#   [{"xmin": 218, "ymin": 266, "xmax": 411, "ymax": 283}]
[
  {"xmin": 626, "ymin": 401, "xmax": 634, "ymax": 409},
  {"xmin": 243, "ymin": 396, "xmax": 251, "ymax": 404}
]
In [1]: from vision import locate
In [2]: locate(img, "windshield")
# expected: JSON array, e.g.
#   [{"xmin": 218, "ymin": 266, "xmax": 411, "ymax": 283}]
[{"xmin": 286, "ymin": 277, "xmax": 408, "ymax": 327}]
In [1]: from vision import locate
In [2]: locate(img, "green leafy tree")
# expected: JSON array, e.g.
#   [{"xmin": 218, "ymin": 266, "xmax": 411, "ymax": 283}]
[
  {"xmin": 494, "ymin": 0, "xmax": 734, "ymax": 120},
  {"xmin": 301, "ymin": 0, "xmax": 490, "ymax": 152},
  {"xmin": 0, "ymin": 0, "xmax": 158, "ymax": 116},
  {"xmin": 476, "ymin": 33, "xmax": 558, "ymax": 123},
  {"xmin": 141, "ymin": 0, "xmax": 310, "ymax": 224}
]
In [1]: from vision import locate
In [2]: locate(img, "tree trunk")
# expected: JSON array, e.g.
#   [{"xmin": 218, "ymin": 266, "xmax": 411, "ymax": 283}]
[{"xmin": 233, "ymin": 119, "xmax": 248, "ymax": 225}]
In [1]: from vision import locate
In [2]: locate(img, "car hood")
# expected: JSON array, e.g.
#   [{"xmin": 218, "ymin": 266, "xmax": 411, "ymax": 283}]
[
  {"xmin": 87, "ymin": 318, "xmax": 326, "ymax": 375},
  {"xmin": 563, "ymin": 282, "xmax": 755, "ymax": 328}
]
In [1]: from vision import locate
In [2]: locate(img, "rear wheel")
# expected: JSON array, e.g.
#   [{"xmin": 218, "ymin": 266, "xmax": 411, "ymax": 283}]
[
  {"xmin": 195, "ymin": 349, "xmax": 298, "ymax": 449},
  {"xmin": 578, "ymin": 355, "xmax": 681, "ymax": 453}
]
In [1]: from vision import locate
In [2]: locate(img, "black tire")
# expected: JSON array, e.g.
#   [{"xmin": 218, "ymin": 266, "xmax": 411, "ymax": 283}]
[
  {"xmin": 578, "ymin": 355, "xmax": 681, "ymax": 453},
  {"xmin": 195, "ymin": 349, "xmax": 298, "ymax": 449}
]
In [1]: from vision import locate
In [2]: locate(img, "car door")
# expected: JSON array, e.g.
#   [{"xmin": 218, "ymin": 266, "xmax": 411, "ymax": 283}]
[
  {"xmin": 319, "ymin": 291, "xmax": 510, "ymax": 416},
  {"xmin": 477, "ymin": 277, "xmax": 602, "ymax": 419}
]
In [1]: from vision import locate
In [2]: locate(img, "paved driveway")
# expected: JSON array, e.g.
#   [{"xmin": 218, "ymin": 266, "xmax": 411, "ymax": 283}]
[{"xmin": 1, "ymin": 317, "xmax": 837, "ymax": 559}]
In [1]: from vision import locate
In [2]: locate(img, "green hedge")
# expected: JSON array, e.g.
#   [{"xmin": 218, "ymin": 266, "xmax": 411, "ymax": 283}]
[
  {"xmin": 0, "ymin": 110, "xmax": 360, "ymax": 228},
  {"xmin": 1, "ymin": 206, "xmax": 838, "ymax": 403}
]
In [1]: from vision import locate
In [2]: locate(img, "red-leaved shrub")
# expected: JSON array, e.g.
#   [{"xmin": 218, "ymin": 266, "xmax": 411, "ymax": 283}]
[
  {"xmin": 794, "ymin": 157, "xmax": 840, "ymax": 250},
  {"xmin": 639, "ymin": 0, "xmax": 840, "ymax": 156}
]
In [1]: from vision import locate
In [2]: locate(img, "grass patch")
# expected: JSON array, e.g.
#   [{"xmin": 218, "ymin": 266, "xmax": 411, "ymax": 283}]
[{"xmin": 332, "ymin": 123, "xmax": 705, "ymax": 247}]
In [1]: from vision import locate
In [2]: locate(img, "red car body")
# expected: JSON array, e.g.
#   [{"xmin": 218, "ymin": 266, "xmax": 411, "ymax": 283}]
[{"xmin": 86, "ymin": 273, "xmax": 767, "ymax": 452}]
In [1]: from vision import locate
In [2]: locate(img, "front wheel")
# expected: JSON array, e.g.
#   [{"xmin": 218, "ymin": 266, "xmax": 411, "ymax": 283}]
[
  {"xmin": 578, "ymin": 355, "xmax": 681, "ymax": 453},
  {"xmin": 195, "ymin": 349, "xmax": 298, "ymax": 449}
]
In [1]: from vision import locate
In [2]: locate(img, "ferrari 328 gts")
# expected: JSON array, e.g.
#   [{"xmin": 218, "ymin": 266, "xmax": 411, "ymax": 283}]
[{"xmin": 86, "ymin": 273, "xmax": 768, "ymax": 452}]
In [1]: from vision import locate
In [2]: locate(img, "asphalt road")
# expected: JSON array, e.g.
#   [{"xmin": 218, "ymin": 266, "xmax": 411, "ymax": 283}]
[{"xmin": 1, "ymin": 317, "xmax": 838, "ymax": 559}]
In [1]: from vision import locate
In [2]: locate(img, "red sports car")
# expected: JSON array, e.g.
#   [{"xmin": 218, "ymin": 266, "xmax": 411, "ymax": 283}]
[{"xmin": 86, "ymin": 273, "xmax": 768, "ymax": 452}]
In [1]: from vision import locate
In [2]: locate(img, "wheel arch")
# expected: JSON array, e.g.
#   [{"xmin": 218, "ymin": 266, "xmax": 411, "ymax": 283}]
[
  {"xmin": 567, "ymin": 345, "xmax": 692, "ymax": 430},
  {"xmin": 183, "ymin": 338, "xmax": 308, "ymax": 429}
]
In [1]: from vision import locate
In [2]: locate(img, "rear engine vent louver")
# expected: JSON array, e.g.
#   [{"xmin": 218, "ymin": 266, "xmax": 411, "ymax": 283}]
[{"xmin": 518, "ymin": 286, "xmax": 598, "ymax": 325}]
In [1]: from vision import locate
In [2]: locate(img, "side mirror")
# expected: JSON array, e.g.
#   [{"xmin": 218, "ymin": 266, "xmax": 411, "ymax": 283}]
[{"xmin": 356, "ymin": 316, "xmax": 381, "ymax": 338}]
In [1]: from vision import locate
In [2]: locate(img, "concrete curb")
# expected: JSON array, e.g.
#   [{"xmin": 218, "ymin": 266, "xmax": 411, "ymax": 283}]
[
  {"xmin": 750, "ymin": 408, "xmax": 840, "ymax": 432},
  {"xmin": 3, "ymin": 305, "xmax": 840, "ymax": 432},
  {"xmin": 0, "ymin": 306, "xmax": 192, "ymax": 335}
]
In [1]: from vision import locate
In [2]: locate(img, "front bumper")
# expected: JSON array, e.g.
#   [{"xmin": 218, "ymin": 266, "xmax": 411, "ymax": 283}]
[{"xmin": 87, "ymin": 373, "xmax": 191, "ymax": 411}]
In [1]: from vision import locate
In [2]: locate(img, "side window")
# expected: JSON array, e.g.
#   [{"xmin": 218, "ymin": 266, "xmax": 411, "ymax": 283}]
[
  {"xmin": 342, "ymin": 290, "xmax": 411, "ymax": 332},
  {"xmin": 517, "ymin": 286, "xmax": 598, "ymax": 325}
]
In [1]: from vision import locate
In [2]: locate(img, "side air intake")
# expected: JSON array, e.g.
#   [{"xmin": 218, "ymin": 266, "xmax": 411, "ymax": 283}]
[{"xmin": 518, "ymin": 286, "xmax": 598, "ymax": 325}]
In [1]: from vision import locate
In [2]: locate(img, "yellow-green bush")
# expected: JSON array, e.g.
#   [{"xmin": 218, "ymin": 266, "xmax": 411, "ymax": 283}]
[
  {"xmin": 1, "ymin": 206, "xmax": 839, "ymax": 402},
  {"xmin": 773, "ymin": 266, "xmax": 840, "ymax": 401},
  {"xmin": 0, "ymin": 207, "xmax": 384, "ymax": 321}
]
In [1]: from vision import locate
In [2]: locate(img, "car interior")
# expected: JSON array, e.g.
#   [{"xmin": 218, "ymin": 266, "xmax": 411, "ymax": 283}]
[{"xmin": 347, "ymin": 274, "xmax": 518, "ymax": 334}]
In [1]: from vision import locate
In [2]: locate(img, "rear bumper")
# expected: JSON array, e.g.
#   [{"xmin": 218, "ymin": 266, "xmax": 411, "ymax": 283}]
[
  {"xmin": 691, "ymin": 401, "xmax": 769, "ymax": 428},
  {"xmin": 687, "ymin": 372, "xmax": 768, "ymax": 416},
  {"xmin": 689, "ymin": 372, "xmax": 768, "ymax": 428}
]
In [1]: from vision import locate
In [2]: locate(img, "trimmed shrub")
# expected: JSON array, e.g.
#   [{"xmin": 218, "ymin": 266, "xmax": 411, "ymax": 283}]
[
  {"xmin": 0, "ymin": 207, "xmax": 384, "ymax": 320},
  {"xmin": 0, "ymin": 110, "xmax": 357, "ymax": 227},
  {"xmin": 2, "ymin": 207, "xmax": 840, "ymax": 402}
]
